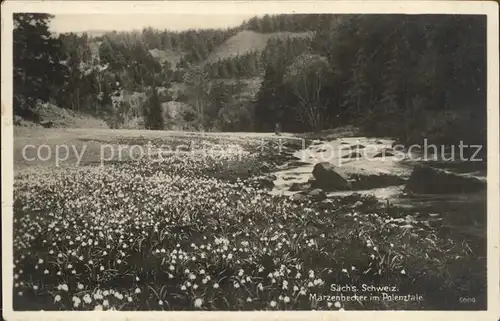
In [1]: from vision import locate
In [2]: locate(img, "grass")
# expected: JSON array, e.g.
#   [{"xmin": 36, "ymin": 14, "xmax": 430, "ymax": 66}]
[{"xmin": 12, "ymin": 129, "xmax": 486, "ymax": 311}]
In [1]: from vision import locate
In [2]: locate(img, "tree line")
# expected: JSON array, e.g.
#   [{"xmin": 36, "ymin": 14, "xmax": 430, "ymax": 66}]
[
  {"xmin": 254, "ymin": 14, "xmax": 486, "ymax": 146},
  {"xmin": 13, "ymin": 13, "xmax": 486, "ymax": 146}
]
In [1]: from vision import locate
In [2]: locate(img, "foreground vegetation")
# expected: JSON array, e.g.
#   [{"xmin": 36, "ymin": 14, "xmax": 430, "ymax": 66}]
[{"xmin": 13, "ymin": 135, "xmax": 486, "ymax": 311}]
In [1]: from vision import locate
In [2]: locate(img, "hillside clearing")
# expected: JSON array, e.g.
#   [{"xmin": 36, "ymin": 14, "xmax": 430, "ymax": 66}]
[{"xmin": 205, "ymin": 30, "xmax": 313, "ymax": 63}]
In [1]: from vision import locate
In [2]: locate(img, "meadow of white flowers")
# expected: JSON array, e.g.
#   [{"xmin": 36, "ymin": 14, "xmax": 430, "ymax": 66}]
[{"xmin": 12, "ymin": 136, "xmax": 484, "ymax": 311}]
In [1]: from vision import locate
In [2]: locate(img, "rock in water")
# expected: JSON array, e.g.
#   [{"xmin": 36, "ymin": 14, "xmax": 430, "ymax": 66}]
[
  {"xmin": 308, "ymin": 188, "xmax": 327, "ymax": 201},
  {"xmin": 342, "ymin": 151, "xmax": 363, "ymax": 159},
  {"xmin": 289, "ymin": 182, "xmax": 311, "ymax": 192},
  {"xmin": 319, "ymin": 199, "xmax": 336, "ymax": 210},
  {"xmin": 312, "ymin": 162, "xmax": 352, "ymax": 191},
  {"xmin": 291, "ymin": 193, "xmax": 308, "ymax": 202},
  {"xmin": 373, "ymin": 148, "xmax": 395, "ymax": 158},
  {"xmin": 405, "ymin": 165, "xmax": 486, "ymax": 194},
  {"xmin": 251, "ymin": 176, "xmax": 275, "ymax": 189},
  {"xmin": 349, "ymin": 173, "xmax": 405, "ymax": 190}
]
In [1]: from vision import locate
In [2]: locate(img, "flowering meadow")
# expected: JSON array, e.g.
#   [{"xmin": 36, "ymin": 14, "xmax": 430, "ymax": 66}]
[{"xmin": 13, "ymin": 134, "xmax": 486, "ymax": 311}]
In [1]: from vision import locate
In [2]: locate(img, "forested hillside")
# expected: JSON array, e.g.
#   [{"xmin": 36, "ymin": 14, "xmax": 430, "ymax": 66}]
[{"xmin": 14, "ymin": 13, "xmax": 486, "ymax": 146}]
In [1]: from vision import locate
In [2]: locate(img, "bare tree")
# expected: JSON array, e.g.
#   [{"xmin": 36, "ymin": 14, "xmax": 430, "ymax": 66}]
[
  {"xmin": 185, "ymin": 67, "xmax": 212, "ymax": 128},
  {"xmin": 285, "ymin": 54, "xmax": 330, "ymax": 132}
]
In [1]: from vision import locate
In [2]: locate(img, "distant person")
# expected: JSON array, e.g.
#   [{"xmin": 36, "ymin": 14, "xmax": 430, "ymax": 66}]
[{"xmin": 275, "ymin": 122, "xmax": 281, "ymax": 136}]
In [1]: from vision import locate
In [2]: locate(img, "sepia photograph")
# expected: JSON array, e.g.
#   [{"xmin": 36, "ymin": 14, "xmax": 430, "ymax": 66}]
[{"xmin": 1, "ymin": 1, "xmax": 499, "ymax": 319}]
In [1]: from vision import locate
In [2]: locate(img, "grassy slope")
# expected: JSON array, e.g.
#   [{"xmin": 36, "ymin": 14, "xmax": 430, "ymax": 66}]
[
  {"xmin": 16, "ymin": 103, "xmax": 108, "ymax": 129},
  {"xmin": 205, "ymin": 30, "xmax": 313, "ymax": 64},
  {"xmin": 149, "ymin": 48, "xmax": 183, "ymax": 69}
]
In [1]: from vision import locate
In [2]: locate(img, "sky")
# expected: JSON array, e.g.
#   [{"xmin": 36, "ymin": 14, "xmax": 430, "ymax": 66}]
[{"xmin": 49, "ymin": 14, "xmax": 255, "ymax": 33}]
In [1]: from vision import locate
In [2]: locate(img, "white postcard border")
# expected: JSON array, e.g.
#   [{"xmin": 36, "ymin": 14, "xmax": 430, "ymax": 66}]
[{"xmin": 1, "ymin": 1, "xmax": 499, "ymax": 320}]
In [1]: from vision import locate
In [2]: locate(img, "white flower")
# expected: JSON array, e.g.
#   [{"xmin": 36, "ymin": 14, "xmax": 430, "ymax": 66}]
[
  {"xmin": 334, "ymin": 301, "xmax": 341, "ymax": 308},
  {"xmin": 283, "ymin": 296, "xmax": 290, "ymax": 303},
  {"xmin": 83, "ymin": 294, "xmax": 92, "ymax": 304},
  {"xmin": 270, "ymin": 300, "xmax": 277, "ymax": 307},
  {"xmin": 213, "ymin": 283, "xmax": 219, "ymax": 289},
  {"xmin": 194, "ymin": 298, "xmax": 203, "ymax": 308},
  {"xmin": 54, "ymin": 295, "xmax": 61, "ymax": 303},
  {"xmin": 135, "ymin": 288, "xmax": 141, "ymax": 294},
  {"xmin": 72, "ymin": 296, "xmax": 82, "ymax": 308},
  {"xmin": 400, "ymin": 269, "xmax": 406, "ymax": 275},
  {"xmin": 158, "ymin": 300, "xmax": 163, "ymax": 306}
]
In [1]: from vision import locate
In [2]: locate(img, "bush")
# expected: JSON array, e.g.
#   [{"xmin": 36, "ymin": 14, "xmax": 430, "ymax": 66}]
[{"xmin": 143, "ymin": 88, "xmax": 165, "ymax": 130}]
